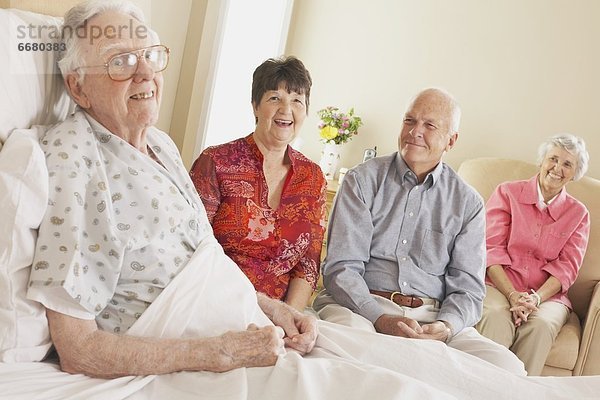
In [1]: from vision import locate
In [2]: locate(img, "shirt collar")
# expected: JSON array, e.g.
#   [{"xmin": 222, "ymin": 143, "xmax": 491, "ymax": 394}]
[
  {"xmin": 245, "ymin": 133, "xmax": 264, "ymax": 162},
  {"xmin": 84, "ymin": 111, "xmax": 112, "ymax": 136},
  {"xmin": 536, "ymin": 179, "xmax": 559, "ymax": 210},
  {"xmin": 521, "ymin": 174, "xmax": 567, "ymax": 219},
  {"xmin": 245, "ymin": 133, "xmax": 298, "ymax": 169},
  {"xmin": 395, "ymin": 153, "xmax": 442, "ymax": 189},
  {"xmin": 83, "ymin": 110, "xmax": 153, "ymax": 145}
]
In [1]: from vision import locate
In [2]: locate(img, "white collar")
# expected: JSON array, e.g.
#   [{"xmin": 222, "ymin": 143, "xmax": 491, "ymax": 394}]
[{"xmin": 536, "ymin": 180, "xmax": 558, "ymax": 210}]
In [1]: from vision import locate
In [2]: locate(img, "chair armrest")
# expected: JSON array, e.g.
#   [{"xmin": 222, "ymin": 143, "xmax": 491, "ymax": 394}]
[{"xmin": 573, "ymin": 281, "xmax": 600, "ymax": 375}]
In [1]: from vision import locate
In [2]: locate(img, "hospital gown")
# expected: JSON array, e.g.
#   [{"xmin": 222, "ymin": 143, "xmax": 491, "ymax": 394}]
[{"xmin": 28, "ymin": 110, "xmax": 211, "ymax": 333}]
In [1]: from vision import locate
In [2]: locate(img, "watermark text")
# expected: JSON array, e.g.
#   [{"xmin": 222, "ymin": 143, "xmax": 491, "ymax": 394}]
[{"xmin": 16, "ymin": 19, "xmax": 148, "ymax": 45}]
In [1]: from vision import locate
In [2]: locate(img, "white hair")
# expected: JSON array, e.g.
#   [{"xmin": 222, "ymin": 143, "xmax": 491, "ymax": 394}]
[
  {"xmin": 537, "ymin": 133, "xmax": 589, "ymax": 181},
  {"xmin": 407, "ymin": 87, "xmax": 461, "ymax": 133},
  {"xmin": 58, "ymin": 0, "xmax": 158, "ymax": 82}
]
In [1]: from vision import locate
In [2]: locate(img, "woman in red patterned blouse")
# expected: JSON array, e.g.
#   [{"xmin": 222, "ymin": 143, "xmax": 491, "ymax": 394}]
[{"xmin": 190, "ymin": 56, "xmax": 326, "ymax": 311}]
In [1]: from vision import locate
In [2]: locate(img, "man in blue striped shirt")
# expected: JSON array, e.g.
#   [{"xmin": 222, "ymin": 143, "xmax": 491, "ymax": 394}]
[{"xmin": 313, "ymin": 88, "xmax": 525, "ymax": 375}]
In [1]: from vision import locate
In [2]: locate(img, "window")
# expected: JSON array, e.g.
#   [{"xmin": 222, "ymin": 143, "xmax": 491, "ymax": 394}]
[{"xmin": 194, "ymin": 0, "xmax": 294, "ymax": 154}]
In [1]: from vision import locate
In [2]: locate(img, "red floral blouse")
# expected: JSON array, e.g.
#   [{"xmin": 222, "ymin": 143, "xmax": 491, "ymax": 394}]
[{"xmin": 189, "ymin": 134, "xmax": 327, "ymax": 300}]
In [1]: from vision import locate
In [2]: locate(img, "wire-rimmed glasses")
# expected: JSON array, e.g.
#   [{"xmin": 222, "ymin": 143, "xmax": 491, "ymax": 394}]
[{"xmin": 76, "ymin": 44, "xmax": 170, "ymax": 81}]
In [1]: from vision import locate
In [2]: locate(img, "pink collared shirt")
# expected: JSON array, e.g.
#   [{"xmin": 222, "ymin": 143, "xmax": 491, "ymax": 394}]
[{"xmin": 486, "ymin": 175, "xmax": 590, "ymax": 308}]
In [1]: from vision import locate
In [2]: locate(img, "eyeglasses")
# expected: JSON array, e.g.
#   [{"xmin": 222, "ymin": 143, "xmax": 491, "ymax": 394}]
[{"xmin": 76, "ymin": 45, "xmax": 170, "ymax": 81}]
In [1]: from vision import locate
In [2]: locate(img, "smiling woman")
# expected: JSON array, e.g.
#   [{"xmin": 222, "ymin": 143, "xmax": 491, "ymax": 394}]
[
  {"xmin": 190, "ymin": 56, "xmax": 327, "ymax": 312},
  {"xmin": 537, "ymin": 136, "xmax": 588, "ymax": 202},
  {"xmin": 476, "ymin": 134, "xmax": 591, "ymax": 376}
]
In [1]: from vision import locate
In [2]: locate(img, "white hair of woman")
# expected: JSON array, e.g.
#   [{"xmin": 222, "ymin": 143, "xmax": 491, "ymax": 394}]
[{"xmin": 537, "ymin": 133, "xmax": 589, "ymax": 181}]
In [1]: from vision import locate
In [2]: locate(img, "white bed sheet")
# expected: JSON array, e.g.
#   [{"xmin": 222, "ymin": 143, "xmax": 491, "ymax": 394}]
[{"xmin": 1, "ymin": 237, "xmax": 600, "ymax": 400}]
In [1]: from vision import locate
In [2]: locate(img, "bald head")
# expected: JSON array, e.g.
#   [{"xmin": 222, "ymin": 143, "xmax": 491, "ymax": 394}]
[
  {"xmin": 407, "ymin": 88, "xmax": 461, "ymax": 134},
  {"xmin": 398, "ymin": 87, "xmax": 461, "ymax": 181}
]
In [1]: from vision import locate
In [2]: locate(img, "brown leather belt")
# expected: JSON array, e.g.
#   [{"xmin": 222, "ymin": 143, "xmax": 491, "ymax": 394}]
[{"xmin": 370, "ymin": 290, "xmax": 425, "ymax": 308}]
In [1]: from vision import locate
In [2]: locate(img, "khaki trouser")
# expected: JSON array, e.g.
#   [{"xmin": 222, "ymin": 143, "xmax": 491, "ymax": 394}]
[
  {"xmin": 313, "ymin": 289, "xmax": 526, "ymax": 375},
  {"xmin": 476, "ymin": 285, "xmax": 569, "ymax": 376}
]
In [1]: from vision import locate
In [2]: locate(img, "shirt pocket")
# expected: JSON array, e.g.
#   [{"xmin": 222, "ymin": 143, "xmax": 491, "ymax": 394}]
[
  {"xmin": 418, "ymin": 229, "xmax": 450, "ymax": 275},
  {"xmin": 544, "ymin": 228, "xmax": 570, "ymax": 260}
]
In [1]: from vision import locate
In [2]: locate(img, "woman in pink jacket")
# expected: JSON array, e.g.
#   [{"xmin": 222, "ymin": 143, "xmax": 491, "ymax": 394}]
[{"xmin": 476, "ymin": 134, "xmax": 590, "ymax": 375}]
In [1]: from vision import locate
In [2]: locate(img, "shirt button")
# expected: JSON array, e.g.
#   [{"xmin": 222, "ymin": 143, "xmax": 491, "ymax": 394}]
[
  {"xmin": 408, "ymin": 212, "xmax": 414, "ymax": 217},
  {"xmin": 402, "ymin": 239, "xmax": 407, "ymax": 244},
  {"xmin": 401, "ymin": 257, "xmax": 407, "ymax": 261},
  {"xmin": 534, "ymin": 234, "xmax": 539, "ymax": 238},
  {"xmin": 402, "ymin": 282, "xmax": 408, "ymax": 287}
]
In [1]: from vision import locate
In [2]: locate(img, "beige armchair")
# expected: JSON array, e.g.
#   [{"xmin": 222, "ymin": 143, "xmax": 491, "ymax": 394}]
[{"xmin": 457, "ymin": 157, "xmax": 600, "ymax": 376}]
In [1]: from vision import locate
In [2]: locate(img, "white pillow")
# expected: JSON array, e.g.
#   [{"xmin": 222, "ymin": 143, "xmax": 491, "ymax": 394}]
[
  {"xmin": 0, "ymin": 127, "xmax": 52, "ymax": 362},
  {"xmin": 0, "ymin": 7, "xmax": 72, "ymax": 363},
  {"xmin": 0, "ymin": 9, "xmax": 72, "ymax": 143},
  {"xmin": 0, "ymin": 6, "xmax": 75, "ymax": 362}
]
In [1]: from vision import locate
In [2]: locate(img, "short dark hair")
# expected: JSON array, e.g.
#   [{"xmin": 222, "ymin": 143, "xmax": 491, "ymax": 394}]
[{"xmin": 251, "ymin": 55, "xmax": 312, "ymax": 112}]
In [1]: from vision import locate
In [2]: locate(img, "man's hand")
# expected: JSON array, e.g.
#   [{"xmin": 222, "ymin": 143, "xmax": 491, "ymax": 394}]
[
  {"xmin": 257, "ymin": 293, "xmax": 318, "ymax": 354},
  {"xmin": 374, "ymin": 314, "xmax": 451, "ymax": 342},
  {"xmin": 419, "ymin": 321, "xmax": 452, "ymax": 342}
]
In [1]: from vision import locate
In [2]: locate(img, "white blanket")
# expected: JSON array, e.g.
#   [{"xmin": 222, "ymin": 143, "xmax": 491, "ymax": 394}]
[{"xmin": 1, "ymin": 240, "xmax": 600, "ymax": 400}]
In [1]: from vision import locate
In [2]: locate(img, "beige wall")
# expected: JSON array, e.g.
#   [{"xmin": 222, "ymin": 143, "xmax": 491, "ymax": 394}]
[
  {"xmin": 285, "ymin": 0, "xmax": 600, "ymax": 179},
  {"xmin": 1, "ymin": 0, "xmax": 81, "ymax": 16},
  {"xmin": 127, "ymin": 0, "xmax": 192, "ymax": 137},
  {"xmin": 9, "ymin": 1, "xmax": 598, "ymax": 178}
]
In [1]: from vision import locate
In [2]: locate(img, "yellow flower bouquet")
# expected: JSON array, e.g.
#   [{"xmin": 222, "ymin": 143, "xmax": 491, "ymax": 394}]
[{"xmin": 317, "ymin": 106, "xmax": 363, "ymax": 145}]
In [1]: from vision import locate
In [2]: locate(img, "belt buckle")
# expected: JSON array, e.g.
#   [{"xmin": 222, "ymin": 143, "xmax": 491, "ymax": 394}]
[{"xmin": 390, "ymin": 291, "xmax": 402, "ymax": 303}]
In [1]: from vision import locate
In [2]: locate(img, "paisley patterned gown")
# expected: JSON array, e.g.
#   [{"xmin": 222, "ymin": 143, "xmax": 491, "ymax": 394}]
[{"xmin": 28, "ymin": 111, "xmax": 209, "ymax": 333}]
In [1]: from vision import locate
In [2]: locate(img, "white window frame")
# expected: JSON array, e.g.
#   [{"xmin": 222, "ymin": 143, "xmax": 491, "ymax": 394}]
[{"xmin": 192, "ymin": 0, "xmax": 295, "ymax": 159}]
